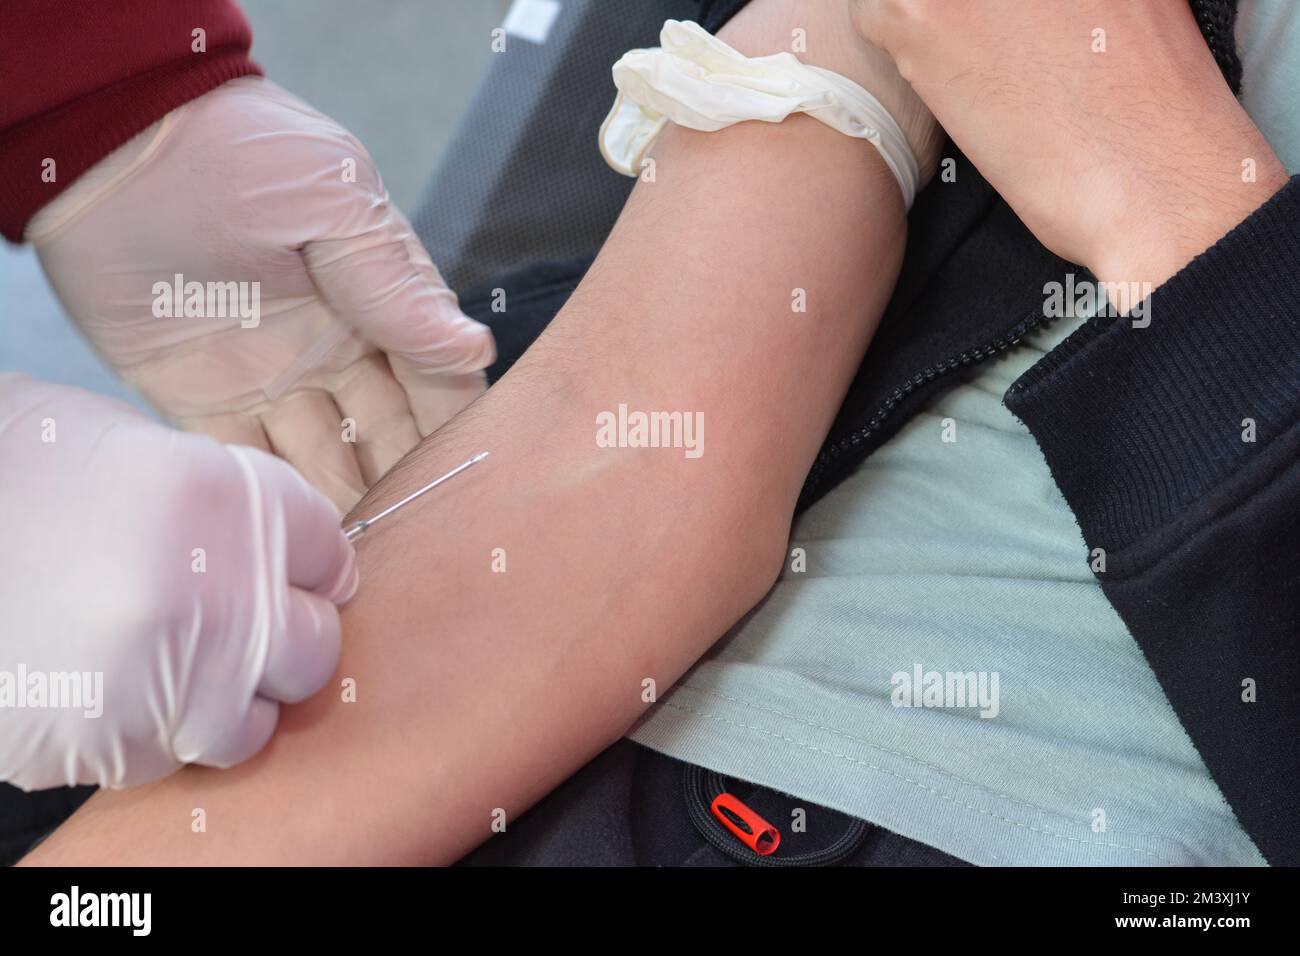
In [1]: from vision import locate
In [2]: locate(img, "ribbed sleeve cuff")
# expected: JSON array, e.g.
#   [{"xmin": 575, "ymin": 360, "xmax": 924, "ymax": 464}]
[
  {"xmin": 1005, "ymin": 175, "xmax": 1300, "ymax": 554},
  {"xmin": 695, "ymin": 0, "xmax": 748, "ymax": 32},
  {"xmin": 0, "ymin": 49, "xmax": 261, "ymax": 243}
]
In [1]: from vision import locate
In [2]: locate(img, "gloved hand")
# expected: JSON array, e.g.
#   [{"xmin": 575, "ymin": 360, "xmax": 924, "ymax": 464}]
[
  {"xmin": 0, "ymin": 374, "xmax": 357, "ymax": 790},
  {"xmin": 29, "ymin": 76, "xmax": 495, "ymax": 513}
]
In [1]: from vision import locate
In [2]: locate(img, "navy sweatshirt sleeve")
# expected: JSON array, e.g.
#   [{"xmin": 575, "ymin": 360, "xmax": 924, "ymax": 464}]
[{"xmin": 1005, "ymin": 177, "xmax": 1300, "ymax": 865}]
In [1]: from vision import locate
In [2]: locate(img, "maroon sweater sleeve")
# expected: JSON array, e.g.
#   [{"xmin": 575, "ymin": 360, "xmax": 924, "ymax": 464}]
[{"xmin": 0, "ymin": 0, "xmax": 262, "ymax": 243}]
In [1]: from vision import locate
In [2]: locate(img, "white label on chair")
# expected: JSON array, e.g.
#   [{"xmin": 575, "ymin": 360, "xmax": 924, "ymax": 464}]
[{"xmin": 502, "ymin": 0, "xmax": 561, "ymax": 45}]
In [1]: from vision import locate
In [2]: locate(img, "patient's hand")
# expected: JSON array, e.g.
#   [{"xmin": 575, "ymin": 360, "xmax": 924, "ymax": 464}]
[{"xmin": 851, "ymin": 0, "xmax": 1288, "ymax": 288}]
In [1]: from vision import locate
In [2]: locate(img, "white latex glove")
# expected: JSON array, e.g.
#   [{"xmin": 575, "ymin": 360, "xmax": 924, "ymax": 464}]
[
  {"xmin": 28, "ymin": 76, "xmax": 495, "ymax": 514},
  {"xmin": 0, "ymin": 374, "xmax": 357, "ymax": 790}
]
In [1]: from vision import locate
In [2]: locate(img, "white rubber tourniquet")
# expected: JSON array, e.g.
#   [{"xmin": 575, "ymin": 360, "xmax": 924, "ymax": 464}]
[{"xmin": 599, "ymin": 19, "xmax": 920, "ymax": 209}]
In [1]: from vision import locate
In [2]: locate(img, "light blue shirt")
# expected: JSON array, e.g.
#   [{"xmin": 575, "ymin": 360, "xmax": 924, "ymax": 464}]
[{"xmin": 630, "ymin": 0, "xmax": 1298, "ymax": 865}]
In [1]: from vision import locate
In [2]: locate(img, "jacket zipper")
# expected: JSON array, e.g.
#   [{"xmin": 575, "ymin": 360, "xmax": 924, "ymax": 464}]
[{"xmin": 802, "ymin": 307, "xmax": 1051, "ymax": 504}]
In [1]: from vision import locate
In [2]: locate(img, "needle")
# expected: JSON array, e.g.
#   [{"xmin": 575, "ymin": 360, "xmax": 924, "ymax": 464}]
[{"xmin": 344, "ymin": 452, "xmax": 489, "ymax": 542}]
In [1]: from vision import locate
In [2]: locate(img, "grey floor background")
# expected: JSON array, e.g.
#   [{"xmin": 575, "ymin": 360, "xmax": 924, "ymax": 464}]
[{"xmin": 0, "ymin": 0, "xmax": 510, "ymax": 410}]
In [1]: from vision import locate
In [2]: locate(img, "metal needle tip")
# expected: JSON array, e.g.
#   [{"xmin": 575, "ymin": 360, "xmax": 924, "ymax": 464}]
[{"xmin": 344, "ymin": 451, "xmax": 489, "ymax": 542}]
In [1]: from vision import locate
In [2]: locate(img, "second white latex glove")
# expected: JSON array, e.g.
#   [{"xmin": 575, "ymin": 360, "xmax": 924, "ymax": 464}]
[
  {"xmin": 29, "ymin": 76, "xmax": 495, "ymax": 513},
  {"xmin": 0, "ymin": 374, "xmax": 357, "ymax": 790}
]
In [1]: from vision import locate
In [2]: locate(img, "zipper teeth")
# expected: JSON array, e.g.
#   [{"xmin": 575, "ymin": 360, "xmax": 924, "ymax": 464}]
[{"xmin": 805, "ymin": 309, "xmax": 1050, "ymax": 497}]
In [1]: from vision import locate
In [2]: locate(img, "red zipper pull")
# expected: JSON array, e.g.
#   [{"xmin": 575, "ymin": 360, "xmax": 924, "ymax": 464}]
[{"xmin": 711, "ymin": 792, "xmax": 781, "ymax": 856}]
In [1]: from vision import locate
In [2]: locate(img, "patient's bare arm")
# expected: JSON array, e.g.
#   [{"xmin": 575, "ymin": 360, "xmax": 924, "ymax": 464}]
[{"xmin": 25, "ymin": 2, "xmax": 928, "ymax": 865}]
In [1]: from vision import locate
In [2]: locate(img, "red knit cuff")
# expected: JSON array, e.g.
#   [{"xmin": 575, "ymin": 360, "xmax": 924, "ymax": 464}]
[{"xmin": 0, "ymin": 50, "xmax": 262, "ymax": 243}]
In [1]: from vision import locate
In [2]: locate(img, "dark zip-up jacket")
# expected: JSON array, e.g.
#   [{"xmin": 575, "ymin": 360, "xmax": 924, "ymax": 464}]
[{"xmin": 469, "ymin": 0, "xmax": 1300, "ymax": 865}]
